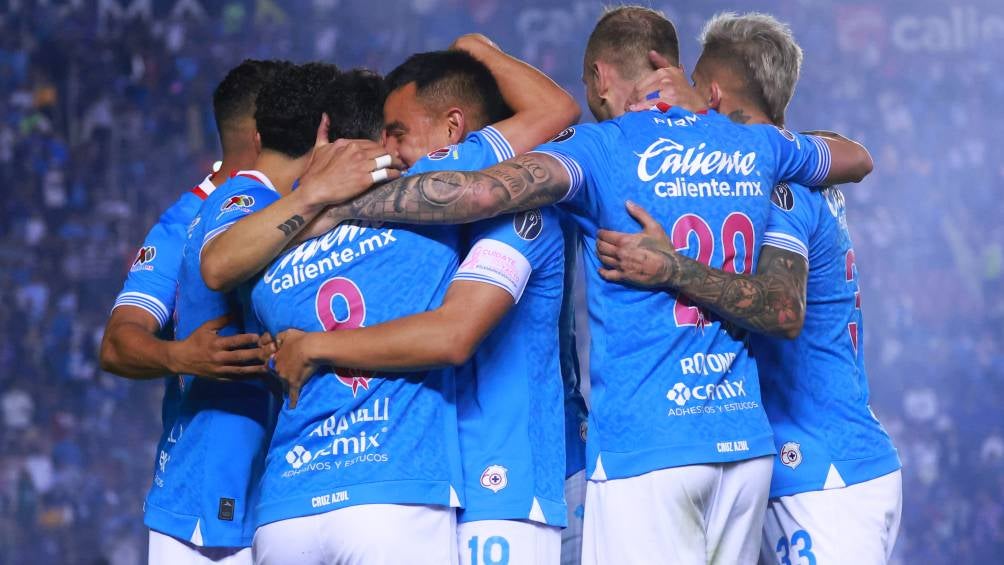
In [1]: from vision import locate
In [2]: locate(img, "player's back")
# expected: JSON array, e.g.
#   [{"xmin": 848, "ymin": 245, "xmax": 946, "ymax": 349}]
[
  {"xmin": 533, "ymin": 107, "xmax": 832, "ymax": 480},
  {"xmin": 454, "ymin": 207, "xmax": 567, "ymax": 526},
  {"xmin": 752, "ymin": 184, "xmax": 900, "ymax": 497},
  {"xmin": 144, "ymin": 173, "xmax": 278, "ymax": 548},
  {"xmin": 251, "ymin": 217, "xmax": 463, "ymax": 528}
]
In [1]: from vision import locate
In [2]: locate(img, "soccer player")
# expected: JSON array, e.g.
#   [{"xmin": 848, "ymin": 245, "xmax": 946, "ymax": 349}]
[
  {"xmin": 275, "ymin": 39, "xmax": 577, "ymax": 564},
  {"xmin": 151, "ymin": 62, "xmax": 384, "ymax": 564},
  {"xmin": 203, "ymin": 35, "xmax": 580, "ymax": 564},
  {"xmin": 99, "ymin": 59, "xmax": 284, "ymax": 564},
  {"xmin": 595, "ymin": 13, "xmax": 902, "ymax": 565},
  {"xmin": 296, "ymin": 6, "xmax": 874, "ymax": 564}
]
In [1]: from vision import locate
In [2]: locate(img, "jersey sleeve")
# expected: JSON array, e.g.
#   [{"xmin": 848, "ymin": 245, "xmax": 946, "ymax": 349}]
[
  {"xmin": 200, "ymin": 184, "xmax": 281, "ymax": 254},
  {"xmin": 529, "ymin": 124, "xmax": 607, "ymax": 207},
  {"xmin": 453, "ymin": 208, "xmax": 563, "ymax": 303},
  {"xmin": 755, "ymin": 126, "xmax": 832, "ymax": 187},
  {"xmin": 408, "ymin": 125, "xmax": 515, "ymax": 175},
  {"xmin": 761, "ymin": 182, "xmax": 818, "ymax": 262},
  {"xmin": 112, "ymin": 219, "xmax": 187, "ymax": 329}
]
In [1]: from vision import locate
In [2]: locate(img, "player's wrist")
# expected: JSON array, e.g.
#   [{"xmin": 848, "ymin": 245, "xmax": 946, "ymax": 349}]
[
  {"xmin": 164, "ymin": 340, "xmax": 187, "ymax": 375},
  {"xmin": 291, "ymin": 183, "xmax": 329, "ymax": 217},
  {"xmin": 301, "ymin": 333, "xmax": 328, "ymax": 366}
]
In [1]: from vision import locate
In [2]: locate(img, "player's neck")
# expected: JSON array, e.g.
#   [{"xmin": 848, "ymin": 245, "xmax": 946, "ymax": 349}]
[
  {"xmin": 212, "ymin": 155, "xmax": 255, "ymax": 188},
  {"xmin": 718, "ymin": 102, "xmax": 770, "ymax": 126},
  {"xmin": 253, "ymin": 150, "xmax": 310, "ymax": 196}
]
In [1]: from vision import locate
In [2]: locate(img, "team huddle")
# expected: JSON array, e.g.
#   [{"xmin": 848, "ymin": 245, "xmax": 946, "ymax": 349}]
[{"xmin": 99, "ymin": 6, "xmax": 901, "ymax": 565}]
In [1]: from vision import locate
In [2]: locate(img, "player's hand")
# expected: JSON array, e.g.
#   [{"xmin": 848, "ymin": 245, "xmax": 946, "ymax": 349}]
[
  {"xmin": 169, "ymin": 315, "xmax": 267, "ymax": 380},
  {"xmin": 450, "ymin": 33, "xmax": 496, "ymax": 52},
  {"xmin": 626, "ymin": 51, "xmax": 707, "ymax": 114},
  {"xmin": 270, "ymin": 329, "xmax": 318, "ymax": 409},
  {"xmin": 258, "ymin": 332, "xmax": 277, "ymax": 363},
  {"xmin": 597, "ymin": 201, "xmax": 682, "ymax": 288},
  {"xmin": 298, "ymin": 139, "xmax": 404, "ymax": 209}
]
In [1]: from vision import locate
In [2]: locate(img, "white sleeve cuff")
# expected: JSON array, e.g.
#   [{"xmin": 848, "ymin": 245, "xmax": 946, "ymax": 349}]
[
  {"xmin": 529, "ymin": 150, "xmax": 584, "ymax": 203},
  {"xmin": 804, "ymin": 135, "xmax": 831, "ymax": 186},
  {"xmin": 481, "ymin": 125, "xmax": 515, "ymax": 162},
  {"xmin": 762, "ymin": 231, "xmax": 809, "ymax": 261},
  {"xmin": 112, "ymin": 292, "xmax": 171, "ymax": 329}
]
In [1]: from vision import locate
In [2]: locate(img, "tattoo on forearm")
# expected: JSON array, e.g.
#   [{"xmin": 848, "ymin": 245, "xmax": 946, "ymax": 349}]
[
  {"xmin": 339, "ymin": 154, "xmax": 566, "ymax": 224},
  {"xmin": 276, "ymin": 214, "xmax": 305, "ymax": 236},
  {"xmin": 663, "ymin": 245, "xmax": 807, "ymax": 337}
]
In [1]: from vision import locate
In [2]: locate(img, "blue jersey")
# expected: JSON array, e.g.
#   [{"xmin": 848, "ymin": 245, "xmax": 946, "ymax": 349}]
[
  {"xmin": 453, "ymin": 210, "xmax": 566, "ymax": 525},
  {"xmin": 754, "ymin": 183, "xmax": 900, "ymax": 498},
  {"xmin": 533, "ymin": 108, "xmax": 833, "ymax": 480},
  {"xmin": 559, "ymin": 214, "xmax": 588, "ymax": 480},
  {"xmin": 112, "ymin": 174, "xmax": 215, "ymax": 332},
  {"xmin": 249, "ymin": 145, "xmax": 474, "ymax": 525},
  {"xmin": 146, "ymin": 170, "xmax": 280, "ymax": 547},
  {"xmin": 415, "ymin": 127, "xmax": 568, "ymax": 525}
]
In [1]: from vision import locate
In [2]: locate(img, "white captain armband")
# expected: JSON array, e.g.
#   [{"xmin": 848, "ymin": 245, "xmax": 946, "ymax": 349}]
[{"xmin": 453, "ymin": 238, "xmax": 533, "ymax": 303}]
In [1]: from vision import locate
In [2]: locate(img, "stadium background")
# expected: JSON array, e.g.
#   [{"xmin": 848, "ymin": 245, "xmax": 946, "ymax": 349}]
[{"xmin": 1, "ymin": 0, "xmax": 1001, "ymax": 563}]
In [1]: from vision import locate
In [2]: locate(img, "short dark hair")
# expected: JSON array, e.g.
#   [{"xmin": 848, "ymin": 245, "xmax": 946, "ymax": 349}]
[
  {"xmin": 254, "ymin": 62, "xmax": 339, "ymax": 158},
  {"xmin": 212, "ymin": 59, "xmax": 290, "ymax": 136},
  {"xmin": 385, "ymin": 50, "xmax": 511, "ymax": 129},
  {"xmin": 322, "ymin": 69, "xmax": 387, "ymax": 142},
  {"xmin": 586, "ymin": 5, "xmax": 680, "ymax": 80}
]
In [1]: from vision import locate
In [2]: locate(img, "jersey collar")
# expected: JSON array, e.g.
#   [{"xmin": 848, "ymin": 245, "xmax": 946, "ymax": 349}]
[
  {"xmin": 190, "ymin": 173, "xmax": 217, "ymax": 200},
  {"xmin": 233, "ymin": 169, "xmax": 278, "ymax": 193}
]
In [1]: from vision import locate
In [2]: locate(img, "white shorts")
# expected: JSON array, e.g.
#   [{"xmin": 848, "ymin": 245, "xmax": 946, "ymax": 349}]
[
  {"xmin": 583, "ymin": 456, "xmax": 773, "ymax": 565},
  {"xmin": 561, "ymin": 469, "xmax": 586, "ymax": 565},
  {"xmin": 252, "ymin": 504, "xmax": 457, "ymax": 565},
  {"xmin": 458, "ymin": 519, "xmax": 561, "ymax": 565},
  {"xmin": 148, "ymin": 530, "xmax": 250, "ymax": 565},
  {"xmin": 760, "ymin": 470, "xmax": 903, "ymax": 565}
]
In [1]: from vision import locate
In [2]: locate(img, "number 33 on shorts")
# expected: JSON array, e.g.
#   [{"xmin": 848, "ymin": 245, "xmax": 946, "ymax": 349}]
[{"xmin": 775, "ymin": 530, "xmax": 816, "ymax": 565}]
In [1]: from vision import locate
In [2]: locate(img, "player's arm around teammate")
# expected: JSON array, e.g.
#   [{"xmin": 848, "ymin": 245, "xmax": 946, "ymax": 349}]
[
  {"xmin": 201, "ymin": 34, "xmax": 580, "ymax": 293},
  {"xmin": 101, "ymin": 309, "xmax": 266, "ymax": 379},
  {"xmin": 595, "ymin": 200, "xmax": 808, "ymax": 339},
  {"xmin": 271, "ymin": 278, "xmax": 513, "ymax": 408}
]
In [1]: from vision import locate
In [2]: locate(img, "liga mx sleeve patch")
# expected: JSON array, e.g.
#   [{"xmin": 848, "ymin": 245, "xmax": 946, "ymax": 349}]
[{"xmin": 454, "ymin": 238, "xmax": 533, "ymax": 303}]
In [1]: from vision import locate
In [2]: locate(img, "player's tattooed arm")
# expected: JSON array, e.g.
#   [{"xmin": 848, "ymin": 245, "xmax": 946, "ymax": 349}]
[
  {"xmin": 597, "ymin": 202, "xmax": 808, "ymax": 339},
  {"xmin": 323, "ymin": 153, "xmax": 572, "ymax": 226},
  {"xmin": 201, "ymin": 139, "xmax": 402, "ymax": 292}
]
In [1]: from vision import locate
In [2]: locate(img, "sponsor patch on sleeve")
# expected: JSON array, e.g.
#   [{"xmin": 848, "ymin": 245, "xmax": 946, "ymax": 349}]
[
  {"xmin": 549, "ymin": 127, "xmax": 575, "ymax": 143},
  {"xmin": 454, "ymin": 238, "xmax": 533, "ymax": 303},
  {"xmin": 427, "ymin": 146, "xmax": 452, "ymax": 160},
  {"xmin": 771, "ymin": 183, "xmax": 795, "ymax": 211},
  {"xmin": 776, "ymin": 126, "xmax": 797, "ymax": 144},
  {"xmin": 130, "ymin": 246, "xmax": 157, "ymax": 272},
  {"xmin": 512, "ymin": 209, "xmax": 543, "ymax": 241}
]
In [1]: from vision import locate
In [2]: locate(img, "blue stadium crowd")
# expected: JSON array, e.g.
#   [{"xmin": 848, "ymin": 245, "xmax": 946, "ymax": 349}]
[{"xmin": 0, "ymin": 1, "xmax": 1001, "ymax": 563}]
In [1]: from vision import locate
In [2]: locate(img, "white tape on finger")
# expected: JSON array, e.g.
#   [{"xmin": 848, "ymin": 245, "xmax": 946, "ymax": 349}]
[
  {"xmin": 374, "ymin": 154, "xmax": 393, "ymax": 170},
  {"xmin": 371, "ymin": 168, "xmax": 389, "ymax": 183}
]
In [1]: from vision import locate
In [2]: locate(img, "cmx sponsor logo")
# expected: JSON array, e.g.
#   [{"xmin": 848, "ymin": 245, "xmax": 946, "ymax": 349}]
[{"xmin": 666, "ymin": 378, "xmax": 748, "ymax": 408}]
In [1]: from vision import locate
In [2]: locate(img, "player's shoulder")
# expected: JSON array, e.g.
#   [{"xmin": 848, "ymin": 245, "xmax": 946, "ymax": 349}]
[
  {"xmin": 410, "ymin": 125, "xmax": 514, "ymax": 175},
  {"xmin": 469, "ymin": 207, "xmax": 564, "ymax": 264},
  {"xmin": 204, "ymin": 172, "xmax": 275, "ymax": 213}
]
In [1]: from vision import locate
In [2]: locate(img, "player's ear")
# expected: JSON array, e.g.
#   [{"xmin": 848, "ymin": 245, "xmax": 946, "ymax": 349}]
[
  {"xmin": 593, "ymin": 61, "xmax": 612, "ymax": 103},
  {"xmin": 708, "ymin": 82, "xmax": 723, "ymax": 111},
  {"xmin": 254, "ymin": 131, "xmax": 263, "ymax": 155},
  {"xmin": 445, "ymin": 108, "xmax": 465, "ymax": 144}
]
